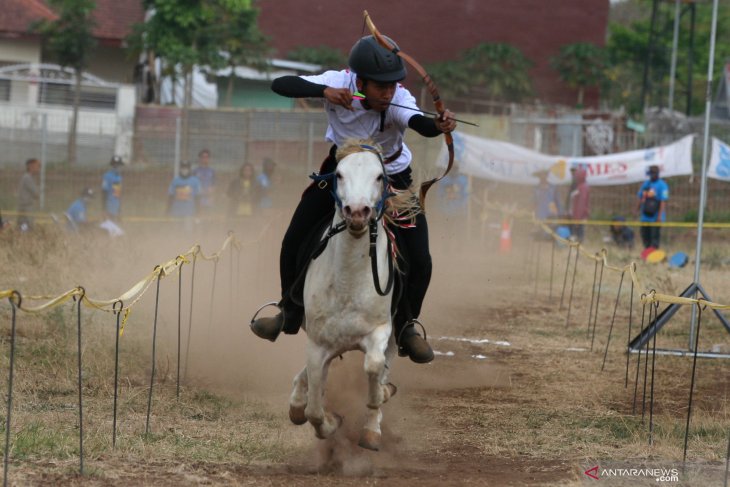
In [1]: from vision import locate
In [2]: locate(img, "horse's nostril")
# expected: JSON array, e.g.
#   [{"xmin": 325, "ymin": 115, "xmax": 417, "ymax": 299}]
[
  {"xmin": 362, "ymin": 207, "xmax": 372, "ymax": 218},
  {"xmin": 344, "ymin": 205, "xmax": 352, "ymax": 216}
]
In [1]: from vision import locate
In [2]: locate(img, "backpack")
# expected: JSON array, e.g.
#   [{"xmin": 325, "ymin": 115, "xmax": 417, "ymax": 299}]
[{"xmin": 642, "ymin": 190, "xmax": 660, "ymax": 217}]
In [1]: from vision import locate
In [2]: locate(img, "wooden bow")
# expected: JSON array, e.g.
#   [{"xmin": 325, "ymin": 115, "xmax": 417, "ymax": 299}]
[{"xmin": 363, "ymin": 10, "xmax": 455, "ymax": 210}]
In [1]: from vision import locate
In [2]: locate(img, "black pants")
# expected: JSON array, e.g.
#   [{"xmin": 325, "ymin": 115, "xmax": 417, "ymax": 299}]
[
  {"xmin": 571, "ymin": 223, "xmax": 585, "ymax": 242},
  {"xmin": 279, "ymin": 146, "xmax": 432, "ymax": 335},
  {"xmin": 640, "ymin": 225, "xmax": 661, "ymax": 249}
]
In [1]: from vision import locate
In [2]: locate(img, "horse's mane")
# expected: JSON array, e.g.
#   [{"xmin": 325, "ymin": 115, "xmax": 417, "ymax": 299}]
[{"xmin": 335, "ymin": 139, "xmax": 421, "ymax": 227}]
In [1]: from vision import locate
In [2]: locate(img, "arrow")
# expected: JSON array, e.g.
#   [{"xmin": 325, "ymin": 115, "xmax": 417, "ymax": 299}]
[{"xmin": 352, "ymin": 92, "xmax": 479, "ymax": 127}]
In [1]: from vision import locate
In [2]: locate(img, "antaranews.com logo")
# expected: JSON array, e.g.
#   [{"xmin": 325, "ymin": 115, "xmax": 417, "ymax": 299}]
[{"xmin": 584, "ymin": 465, "xmax": 680, "ymax": 482}]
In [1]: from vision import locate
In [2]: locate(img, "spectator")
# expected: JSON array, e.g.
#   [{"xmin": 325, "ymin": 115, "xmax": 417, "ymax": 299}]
[
  {"xmin": 66, "ymin": 187, "xmax": 94, "ymax": 232},
  {"xmin": 227, "ymin": 163, "xmax": 256, "ymax": 217},
  {"xmin": 437, "ymin": 167, "xmax": 469, "ymax": 251},
  {"xmin": 609, "ymin": 216, "xmax": 635, "ymax": 250},
  {"xmin": 568, "ymin": 166, "xmax": 590, "ymax": 242},
  {"xmin": 101, "ymin": 156, "xmax": 124, "ymax": 221},
  {"xmin": 194, "ymin": 149, "xmax": 215, "ymax": 211},
  {"xmin": 256, "ymin": 158, "xmax": 276, "ymax": 209},
  {"xmin": 17, "ymin": 158, "xmax": 41, "ymax": 232},
  {"xmin": 637, "ymin": 164, "xmax": 668, "ymax": 249},
  {"xmin": 533, "ymin": 169, "xmax": 562, "ymax": 221},
  {"xmin": 167, "ymin": 161, "xmax": 201, "ymax": 232},
  {"xmin": 438, "ymin": 168, "xmax": 468, "ymax": 215}
]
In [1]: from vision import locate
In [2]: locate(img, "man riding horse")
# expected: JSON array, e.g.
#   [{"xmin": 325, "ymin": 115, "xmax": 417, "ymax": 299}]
[{"xmin": 250, "ymin": 34, "xmax": 457, "ymax": 364}]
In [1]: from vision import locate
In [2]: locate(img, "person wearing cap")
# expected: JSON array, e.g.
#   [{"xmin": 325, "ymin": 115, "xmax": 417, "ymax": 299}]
[
  {"xmin": 101, "ymin": 156, "xmax": 124, "ymax": 221},
  {"xmin": 167, "ymin": 161, "xmax": 201, "ymax": 232},
  {"xmin": 250, "ymin": 34, "xmax": 457, "ymax": 364},
  {"xmin": 65, "ymin": 187, "xmax": 94, "ymax": 231},
  {"xmin": 637, "ymin": 165, "xmax": 668, "ymax": 249}
]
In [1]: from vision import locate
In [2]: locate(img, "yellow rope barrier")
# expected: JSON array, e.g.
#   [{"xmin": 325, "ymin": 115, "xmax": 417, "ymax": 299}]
[
  {"xmin": 487, "ymin": 199, "xmax": 730, "ymax": 311},
  {"xmin": 0, "ymin": 233, "xmax": 244, "ymax": 329}
]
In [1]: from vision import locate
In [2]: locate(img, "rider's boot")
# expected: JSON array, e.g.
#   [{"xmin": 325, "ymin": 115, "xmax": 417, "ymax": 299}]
[
  {"xmin": 250, "ymin": 304, "xmax": 304, "ymax": 342},
  {"xmin": 396, "ymin": 319, "xmax": 434, "ymax": 364}
]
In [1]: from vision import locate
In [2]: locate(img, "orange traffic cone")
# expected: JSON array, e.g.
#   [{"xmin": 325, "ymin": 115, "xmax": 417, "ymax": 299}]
[{"xmin": 499, "ymin": 218, "xmax": 512, "ymax": 253}]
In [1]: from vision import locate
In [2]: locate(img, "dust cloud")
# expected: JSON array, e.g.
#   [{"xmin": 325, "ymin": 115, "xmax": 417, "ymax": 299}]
[{"xmin": 1, "ymin": 196, "xmax": 518, "ymax": 476}]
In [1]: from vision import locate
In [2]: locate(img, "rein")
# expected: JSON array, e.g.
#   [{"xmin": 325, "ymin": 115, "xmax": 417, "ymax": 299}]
[
  {"xmin": 369, "ymin": 219, "xmax": 394, "ymax": 296},
  {"xmin": 307, "ymin": 145, "xmax": 395, "ymax": 296}
]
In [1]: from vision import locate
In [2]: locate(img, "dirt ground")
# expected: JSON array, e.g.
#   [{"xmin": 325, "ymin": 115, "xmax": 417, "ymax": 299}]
[{"xmin": 1, "ymin": 211, "xmax": 729, "ymax": 486}]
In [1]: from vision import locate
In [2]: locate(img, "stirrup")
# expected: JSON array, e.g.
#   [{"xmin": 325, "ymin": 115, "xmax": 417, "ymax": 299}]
[
  {"xmin": 249, "ymin": 301, "xmax": 281, "ymax": 329},
  {"xmin": 396, "ymin": 318, "xmax": 428, "ymax": 345}
]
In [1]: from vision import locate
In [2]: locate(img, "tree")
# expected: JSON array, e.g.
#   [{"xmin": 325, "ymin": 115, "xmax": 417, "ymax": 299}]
[
  {"xmin": 286, "ymin": 46, "xmax": 346, "ymax": 71},
  {"xmin": 427, "ymin": 43, "xmax": 534, "ymax": 104},
  {"xmin": 33, "ymin": 0, "xmax": 97, "ymax": 165},
  {"xmin": 550, "ymin": 42, "xmax": 608, "ymax": 108},
  {"xmin": 212, "ymin": 5, "xmax": 270, "ymax": 107},
  {"xmin": 605, "ymin": 0, "xmax": 730, "ymax": 115},
  {"xmin": 129, "ymin": 0, "xmax": 266, "ymax": 156}
]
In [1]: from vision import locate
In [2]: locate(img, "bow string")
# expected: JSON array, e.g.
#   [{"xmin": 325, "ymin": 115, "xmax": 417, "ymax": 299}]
[{"xmin": 363, "ymin": 10, "xmax": 455, "ymax": 209}]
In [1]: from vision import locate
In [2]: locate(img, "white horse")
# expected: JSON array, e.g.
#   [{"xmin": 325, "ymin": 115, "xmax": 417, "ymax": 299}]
[{"xmin": 288, "ymin": 142, "xmax": 407, "ymax": 451}]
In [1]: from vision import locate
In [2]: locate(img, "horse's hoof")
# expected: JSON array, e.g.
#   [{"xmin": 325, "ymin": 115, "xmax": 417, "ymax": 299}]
[
  {"xmin": 313, "ymin": 412, "xmax": 343, "ymax": 439},
  {"xmin": 384, "ymin": 383, "xmax": 397, "ymax": 402},
  {"xmin": 289, "ymin": 405, "xmax": 307, "ymax": 425},
  {"xmin": 358, "ymin": 429, "xmax": 381, "ymax": 451}
]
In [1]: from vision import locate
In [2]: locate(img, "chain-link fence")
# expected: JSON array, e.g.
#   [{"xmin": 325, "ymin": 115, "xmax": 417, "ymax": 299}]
[{"xmin": 1, "ymin": 100, "xmax": 730, "ymax": 232}]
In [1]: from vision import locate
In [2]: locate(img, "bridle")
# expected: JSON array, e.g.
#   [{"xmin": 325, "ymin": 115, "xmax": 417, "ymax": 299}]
[
  {"xmin": 309, "ymin": 144, "xmax": 392, "ymax": 222},
  {"xmin": 308, "ymin": 144, "xmax": 395, "ymax": 296}
]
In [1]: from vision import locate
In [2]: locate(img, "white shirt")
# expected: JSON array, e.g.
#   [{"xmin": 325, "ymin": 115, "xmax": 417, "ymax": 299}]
[{"xmin": 300, "ymin": 70, "xmax": 422, "ymax": 175}]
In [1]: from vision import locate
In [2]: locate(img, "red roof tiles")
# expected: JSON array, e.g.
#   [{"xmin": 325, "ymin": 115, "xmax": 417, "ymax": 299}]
[
  {"xmin": 0, "ymin": 0, "xmax": 57, "ymax": 37},
  {"xmin": 0, "ymin": 0, "xmax": 145, "ymax": 44}
]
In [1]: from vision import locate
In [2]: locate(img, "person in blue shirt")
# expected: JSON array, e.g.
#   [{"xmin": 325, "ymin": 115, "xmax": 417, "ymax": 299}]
[
  {"xmin": 256, "ymin": 158, "xmax": 276, "ymax": 209},
  {"xmin": 436, "ymin": 168, "xmax": 468, "ymax": 252},
  {"xmin": 66, "ymin": 187, "xmax": 94, "ymax": 232},
  {"xmin": 636, "ymin": 165, "xmax": 669, "ymax": 249},
  {"xmin": 438, "ymin": 168, "xmax": 468, "ymax": 215},
  {"xmin": 101, "ymin": 156, "xmax": 124, "ymax": 221},
  {"xmin": 167, "ymin": 162, "xmax": 201, "ymax": 221},
  {"xmin": 533, "ymin": 169, "xmax": 562, "ymax": 221},
  {"xmin": 194, "ymin": 149, "xmax": 215, "ymax": 211}
]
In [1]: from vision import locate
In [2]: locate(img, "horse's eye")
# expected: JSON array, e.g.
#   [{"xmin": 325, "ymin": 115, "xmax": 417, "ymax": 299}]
[
  {"xmin": 376, "ymin": 174, "xmax": 383, "ymax": 182},
  {"xmin": 335, "ymin": 172, "xmax": 343, "ymax": 180}
]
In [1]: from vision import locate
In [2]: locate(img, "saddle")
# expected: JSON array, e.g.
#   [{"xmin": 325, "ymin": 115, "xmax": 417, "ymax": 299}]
[{"xmin": 285, "ymin": 210, "xmax": 409, "ymax": 319}]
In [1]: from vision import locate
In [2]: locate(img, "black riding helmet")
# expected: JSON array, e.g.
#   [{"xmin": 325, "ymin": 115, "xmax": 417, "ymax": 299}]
[{"xmin": 348, "ymin": 35, "xmax": 406, "ymax": 83}]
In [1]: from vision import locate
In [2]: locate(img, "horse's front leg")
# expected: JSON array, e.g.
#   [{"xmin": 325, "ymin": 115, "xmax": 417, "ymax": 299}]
[
  {"xmin": 359, "ymin": 323, "xmax": 396, "ymax": 451},
  {"xmin": 289, "ymin": 367, "xmax": 308, "ymax": 425},
  {"xmin": 304, "ymin": 341, "xmax": 342, "ymax": 439}
]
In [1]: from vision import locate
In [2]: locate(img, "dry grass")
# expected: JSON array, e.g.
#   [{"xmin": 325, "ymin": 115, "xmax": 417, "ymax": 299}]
[{"xmin": 0, "ymin": 218, "xmax": 728, "ymax": 485}]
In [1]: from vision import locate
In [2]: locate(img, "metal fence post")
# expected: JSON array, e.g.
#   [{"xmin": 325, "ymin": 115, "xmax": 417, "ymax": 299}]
[
  {"xmin": 40, "ymin": 114, "xmax": 48, "ymax": 209},
  {"xmin": 174, "ymin": 116, "xmax": 181, "ymax": 176}
]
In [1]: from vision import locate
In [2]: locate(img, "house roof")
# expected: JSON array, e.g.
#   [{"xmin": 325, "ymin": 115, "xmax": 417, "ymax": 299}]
[
  {"xmin": 91, "ymin": 0, "xmax": 145, "ymax": 43},
  {"xmin": 0, "ymin": 0, "xmax": 145, "ymax": 45},
  {"xmin": 0, "ymin": 0, "xmax": 57, "ymax": 37}
]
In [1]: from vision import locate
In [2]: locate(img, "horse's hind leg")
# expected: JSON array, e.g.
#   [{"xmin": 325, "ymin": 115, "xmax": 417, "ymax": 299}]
[
  {"xmin": 359, "ymin": 324, "xmax": 394, "ymax": 451},
  {"xmin": 289, "ymin": 367, "xmax": 308, "ymax": 425},
  {"xmin": 304, "ymin": 342, "xmax": 342, "ymax": 439}
]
